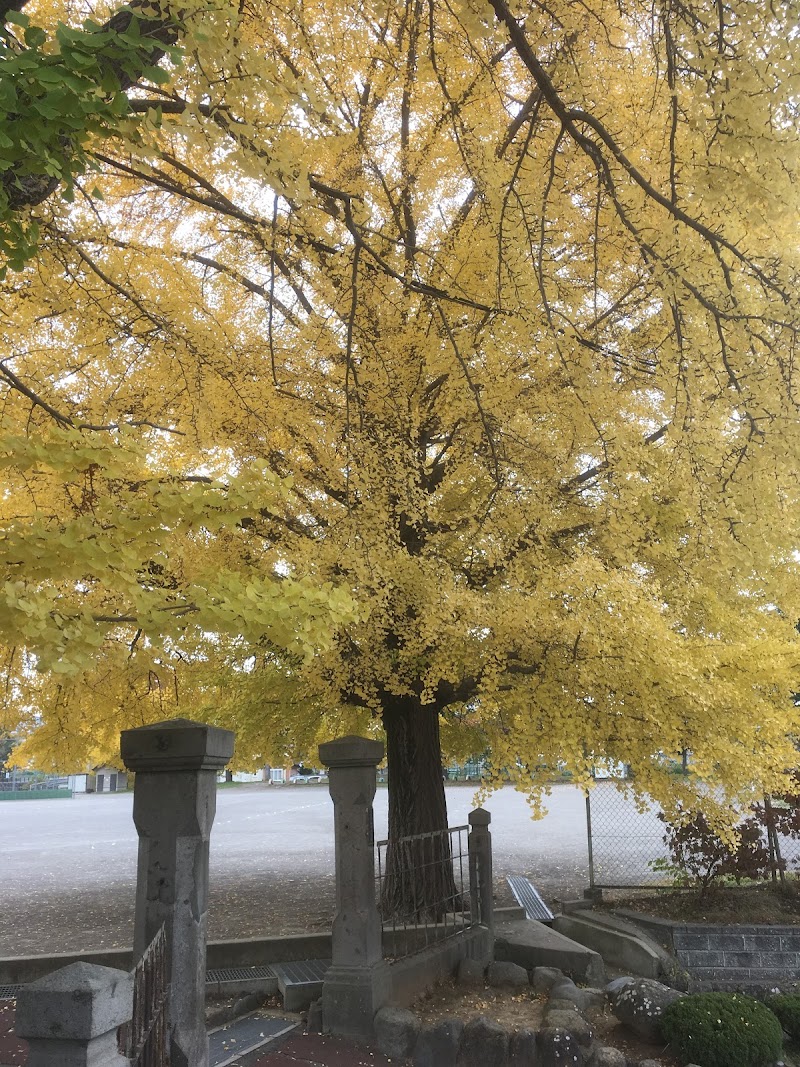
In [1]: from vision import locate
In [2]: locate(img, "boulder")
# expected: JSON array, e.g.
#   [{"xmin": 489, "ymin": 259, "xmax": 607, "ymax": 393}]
[
  {"xmin": 233, "ymin": 992, "xmax": 265, "ymax": 1017},
  {"xmin": 509, "ymin": 1028, "xmax": 539, "ymax": 1066},
  {"xmin": 457, "ymin": 958, "xmax": 486, "ymax": 987},
  {"xmin": 549, "ymin": 982, "xmax": 589, "ymax": 1012},
  {"xmin": 487, "ymin": 961, "xmax": 530, "ymax": 989},
  {"xmin": 538, "ymin": 1027, "xmax": 584, "ymax": 1066},
  {"xmin": 611, "ymin": 978, "xmax": 684, "ymax": 1043},
  {"xmin": 532, "ymin": 966, "xmax": 566, "ymax": 993},
  {"xmin": 546, "ymin": 999, "xmax": 580, "ymax": 1014},
  {"xmin": 543, "ymin": 1010, "xmax": 593, "ymax": 1047},
  {"xmin": 413, "ymin": 1017, "xmax": 464, "ymax": 1067},
  {"xmin": 375, "ymin": 1006, "xmax": 421, "ymax": 1059},
  {"xmin": 604, "ymin": 976, "xmax": 634, "ymax": 1000},
  {"xmin": 581, "ymin": 987, "xmax": 607, "ymax": 1011},
  {"xmin": 587, "ymin": 1046, "xmax": 626, "ymax": 1067},
  {"xmin": 456, "ymin": 1015, "xmax": 510, "ymax": 1067}
]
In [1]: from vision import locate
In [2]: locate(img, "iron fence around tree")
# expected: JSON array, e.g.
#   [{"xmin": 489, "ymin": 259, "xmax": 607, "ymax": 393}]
[
  {"xmin": 376, "ymin": 812, "xmax": 492, "ymax": 961},
  {"xmin": 119, "ymin": 924, "xmax": 169, "ymax": 1067},
  {"xmin": 586, "ymin": 780, "xmax": 800, "ymax": 891}
]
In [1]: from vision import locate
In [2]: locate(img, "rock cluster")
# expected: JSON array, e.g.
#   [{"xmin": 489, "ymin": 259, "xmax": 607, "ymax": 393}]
[{"xmin": 374, "ymin": 964, "xmax": 675, "ymax": 1067}]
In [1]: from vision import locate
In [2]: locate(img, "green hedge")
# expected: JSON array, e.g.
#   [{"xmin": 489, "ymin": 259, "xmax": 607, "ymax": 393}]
[
  {"xmin": 661, "ymin": 992, "xmax": 783, "ymax": 1067},
  {"xmin": 765, "ymin": 993, "xmax": 800, "ymax": 1041}
]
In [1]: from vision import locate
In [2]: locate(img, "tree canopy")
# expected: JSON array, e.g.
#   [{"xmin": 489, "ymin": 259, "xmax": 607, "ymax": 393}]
[{"xmin": 1, "ymin": 0, "xmax": 799, "ymax": 832}]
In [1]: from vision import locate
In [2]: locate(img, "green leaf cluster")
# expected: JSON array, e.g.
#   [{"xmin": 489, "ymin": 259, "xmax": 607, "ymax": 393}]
[{"xmin": 0, "ymin": 8, "xmax": 181, "ymax": 274}]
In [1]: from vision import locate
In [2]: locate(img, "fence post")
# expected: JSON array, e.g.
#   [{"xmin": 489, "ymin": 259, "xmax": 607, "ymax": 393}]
[
  {"xmin": 468, "ymin": 808, "xmax": 494, "ymax": 946},
  {"xmin": 15, "ymin": 961, "xmax": 132, "ymax": 1067},
  {"xmin": 121, "ymin": 717, "xmax": 234, "ymax": 1067},
  {"xmin": 318, "ymin": 735, "xmax": 390, "ymax": 1039}
]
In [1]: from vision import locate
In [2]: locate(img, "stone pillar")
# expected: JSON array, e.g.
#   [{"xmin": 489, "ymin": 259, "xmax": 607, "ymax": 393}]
[
  {"xmin": 318, "ymin": 735, "xmax": 391, "ymax": 1039},
  {"xmin": 468, "ymin": 808, "xmax": 494, "ymax": 940},
  {"xmin": 15, "ymin": 962, "xmax": 132, "ymax": 1067},
  {"xmin": 120, "ymin": 717, "xmax": 234, "ymax": 1067}
]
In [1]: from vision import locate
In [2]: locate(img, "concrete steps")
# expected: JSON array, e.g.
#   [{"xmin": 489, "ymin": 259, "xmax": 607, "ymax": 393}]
[
  {"xmin": 494, "ymin": 918, "xmax": 606, "ymax": 984},
  {"xmin": 553, "ymin": 910, "xmax": 670, "ymax": 980}
]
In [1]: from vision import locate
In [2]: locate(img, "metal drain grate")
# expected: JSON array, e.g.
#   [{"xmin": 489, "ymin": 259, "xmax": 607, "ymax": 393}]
[
  {"xmin": 272, "ymin": 959, "xmax": 329, "ymax": 985},
  {"xmin": 206, "ymin": 966, "xmax": 276, "ymax": 983},
  {"xmin": 507, "ymin": 875, "xmax": 555, "ymax": 923},
  {"xmin": 0, "ymin": 985, "xmax": 20, "ymax": 999}
]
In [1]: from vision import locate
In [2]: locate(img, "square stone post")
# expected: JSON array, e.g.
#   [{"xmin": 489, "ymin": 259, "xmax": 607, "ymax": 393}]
[
  {"xmin": 15, "ymin": 962, "xmax": 132, "ymax": 1067},
  {"xmin": 318, "ymin": 735, "xmax": 391, "ymax": 1039},
  {"xmin": 468, "ymin": 807, "xmax": 494, "ymax": 946},
  {"xmin": 121, "ymin": 717, "xmax": 234, "ymax": 1067}
]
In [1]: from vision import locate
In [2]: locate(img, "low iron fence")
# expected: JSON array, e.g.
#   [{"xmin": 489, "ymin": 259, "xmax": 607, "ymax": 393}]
[
  {"xmin": 376, "ymin": 816, "xmax": 489, "ymax": 960},
  {"xmin": 119, "ymin": 924, "xmax": 169, "ymax": 1067}
]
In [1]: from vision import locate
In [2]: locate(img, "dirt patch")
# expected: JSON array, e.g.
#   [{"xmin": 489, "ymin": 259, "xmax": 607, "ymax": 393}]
[
  {"xmin": 409, "ymin": 979, "xmax": 682, "ymax": 1065},
  {"xmin": 411, "ymin": 981, "xmax": 548, "ymax": 1032},
  {"xmin": 603, "ymin": 882, "xmax": 800, "ymax": 924}
]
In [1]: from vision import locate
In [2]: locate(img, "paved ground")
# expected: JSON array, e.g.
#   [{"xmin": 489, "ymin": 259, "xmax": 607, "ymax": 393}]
[
  {"xmin": 1, "ymin": 1000, "xmax": 393, "ymax": 1067},
  {"xmin": 0, "ymin": 782, "xmax": 602, "ymax": 957}
]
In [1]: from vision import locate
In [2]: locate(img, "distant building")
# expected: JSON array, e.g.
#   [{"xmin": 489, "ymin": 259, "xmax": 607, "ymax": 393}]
[{"xmin": 70, "ymin": 766, "xmax": 128, "ymax": 793}]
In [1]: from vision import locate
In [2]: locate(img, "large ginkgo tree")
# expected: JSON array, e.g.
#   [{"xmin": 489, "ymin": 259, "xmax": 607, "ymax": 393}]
[{"xmin": 1, "ymin": 0, "xmax": 799, "ymax": 903}]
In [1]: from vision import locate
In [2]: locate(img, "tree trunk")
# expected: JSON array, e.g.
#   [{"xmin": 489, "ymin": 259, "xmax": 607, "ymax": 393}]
[{"xmin": 381, "ymin": 695, "xmax": 458, "ymax": 920}]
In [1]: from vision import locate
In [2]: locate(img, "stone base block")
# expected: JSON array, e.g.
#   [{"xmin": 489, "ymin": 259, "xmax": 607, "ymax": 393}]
[
  {"xmin": 25, "ymin": 1031, "xmax": 128, "ymax": 1067},
  {"xmin": 322, "ymin": 963, "xmax": 392, "ymax": 1040}
]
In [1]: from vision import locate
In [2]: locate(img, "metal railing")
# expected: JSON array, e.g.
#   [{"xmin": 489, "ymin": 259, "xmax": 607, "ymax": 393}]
[
  {"xmin": 120, "ymin": 924, "xmax": 169, "ymax": 1067},
  {"xmin": 376, "ymin": 824, "xmax": 474, "ymax": 960}
]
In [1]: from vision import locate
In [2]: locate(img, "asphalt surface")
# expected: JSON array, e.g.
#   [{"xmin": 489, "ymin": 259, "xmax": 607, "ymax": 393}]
[{"xmin": 0, "ymin": 782, "xmax": 650, "ymax": 958}]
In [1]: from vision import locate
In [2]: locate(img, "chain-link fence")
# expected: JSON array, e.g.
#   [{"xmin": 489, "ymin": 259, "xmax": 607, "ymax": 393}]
[
  {"xmin": 586, "ymin": 782, "xmax": 672, "ymax": 888},
  {"xmin": 587, "ymin": 781, "xmax": 800, "ymax": 890},
  {"xmin": 762, "ymin": 794, "xmax": 800, "ymax": 877}
]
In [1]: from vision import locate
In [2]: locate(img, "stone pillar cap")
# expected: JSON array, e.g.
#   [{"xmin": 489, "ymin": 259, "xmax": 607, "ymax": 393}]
[
  {"xmin": 319, "ymin": 735, "xmax": 384, "ymax": 768},
  {"xmin": 16, "ymin": 962, "xmax": 133, "ymax": 1040},
  {"xmin": 121, "ymin": 717, "xmax": 235, "ymax": 772},
  {"xmin": 469, "ymin": 807, "xmax": 491, "ymax": 826}
]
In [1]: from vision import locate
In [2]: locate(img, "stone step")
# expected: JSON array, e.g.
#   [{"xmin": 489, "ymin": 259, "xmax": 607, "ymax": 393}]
[
  {"xmin": 271, "ymin": 959, "xmax": 330, "ymax": 1011},
  {"xmin": 494, "ymin": 918, "xmax": 606, "ymax": 984},
  {"xmin": 552, "ymin": 911, "xmax": 669, "ymax": 980}
]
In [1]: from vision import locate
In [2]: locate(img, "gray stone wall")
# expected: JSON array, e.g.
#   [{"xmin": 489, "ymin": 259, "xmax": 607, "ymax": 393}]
[{"xmin": 673, "ymin": 924, "xmax": 800, "ymax": 989}]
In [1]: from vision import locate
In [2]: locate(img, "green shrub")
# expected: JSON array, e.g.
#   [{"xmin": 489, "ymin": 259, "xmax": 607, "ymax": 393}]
[
  {"xmin": 765, "ymin": 993, "xmax": 800, "ymax": 1041},
  {"xmin": 661, "ymin": 992, "xmax": 783, "ymax": 1067}
]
